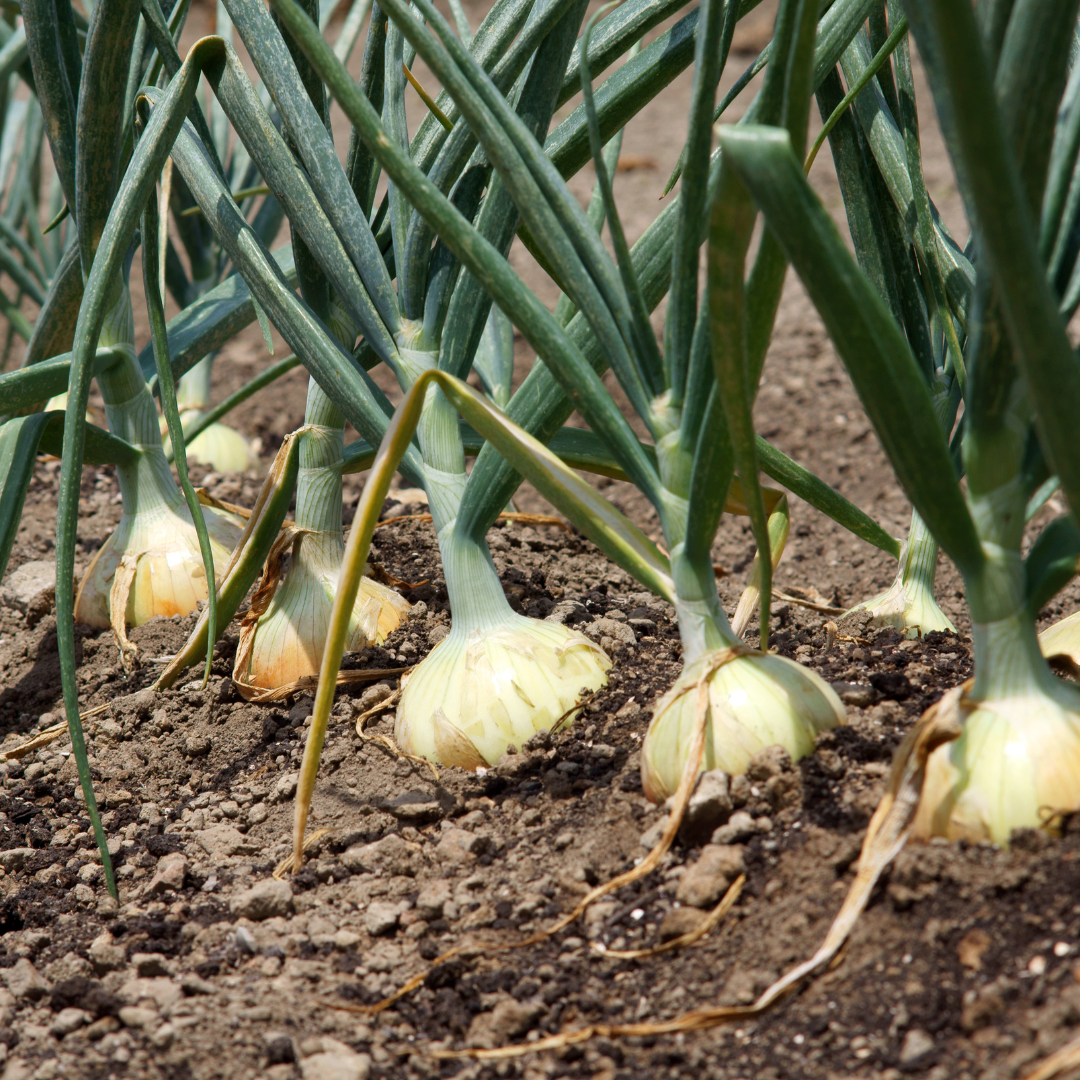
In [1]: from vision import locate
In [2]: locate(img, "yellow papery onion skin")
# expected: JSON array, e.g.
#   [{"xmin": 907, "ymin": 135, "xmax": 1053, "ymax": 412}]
[
  {"xmin": 641, "ymin": 650, "xmax": 845, "ymax": 803},
  {"xmin": 240, "ymin": 532, "xmax": 409, "ymax": 691},
  {"xmin": 74, "ymin": 502, "xmax": 242, "ymax": 628},
  {"xmin": 1039, "ymin": 609, "xmax": 1080, "ymax": 667},
  {"xmin": 912, "ymin": 683, "xmax": 1080, "ymax": 845},
  {"xmin": 395, "ymin": 617, "xmax": 611, "ymax": 768}
]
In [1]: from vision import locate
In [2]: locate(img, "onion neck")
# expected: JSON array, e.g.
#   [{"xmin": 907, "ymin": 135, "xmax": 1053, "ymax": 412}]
[
  {"xmin": 655, "ymin": 422, "xmax": 738, "ymax": 663},
  {"xmin": 437, "ymin": 520, "xmax": 517, "ymax": 634},
  {"xmin": 392, "ymin": 321, "xmax": 513, "ymax": 634},
  {"xmin": 96, "ymin": 280, "xmax": 183, "ymax": 518},
  {"xmin": 296, "ymin": 380, "xmax": 344, "ymax": 537},
  {"xmin": 900, "ymin": 509, "xmax": 938, "ymax": 598},
  {"xmin": 669, "ymin": 542, "xmax": 739, "ymax": 663},
  {"xmin": 396, "ymin": 320, "xmax": 467, "ymax": 534},
  {"xmin": 964, "ymin": 476, "xmax": 1058, "ymax": 702},
  {"xmin": 964, "ymin": 477, "xmax": 1027, "ymax": 625},
  {"xmin": 969, "ymin": 611, "xmax": 1060, "ymax": 702}
]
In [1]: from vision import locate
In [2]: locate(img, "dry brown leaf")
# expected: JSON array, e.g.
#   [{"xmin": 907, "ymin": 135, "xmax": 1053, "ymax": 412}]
[
  {"xmin": 353, "ymin": 686, "xmax": 402, "ymax": 733},
  {"xmin": 593, "ymin": 875, "xmax": 744, "ymax": 960},
  {"xmin": 773, "ymin": 586, "xmax": 845, "ymax": 615},
  {"xmin": 374, "ymin": 511, "xmax": 569, "ymax": 532},
  {"xmin": 616, "ymin": 154, "xmax": 658, "ymax": 172},
  {"xmin": 1021, "ymin": 1032, "xmax": 1080, "ymax": 1080},
  {"xmin": 233, "ymin": 666, "xmax": 410, "ymax": 704},
  {"xmin": 195, "ymin": 487, "xmax": 253, "ymax": 520},
  {"xmin": 109, "ymin": 555, "xmax": 139, "ymax": 670},
  {"xmin": 0, "ymin": 721, "xmax": 67, "ymax": 761},
  {"xmin": 366, "ymin": 562, "xmax": 429, "ymax": 591},
  {"xmin": 274, "ymin": 828, "xmax": 333, "ymax": 878}
]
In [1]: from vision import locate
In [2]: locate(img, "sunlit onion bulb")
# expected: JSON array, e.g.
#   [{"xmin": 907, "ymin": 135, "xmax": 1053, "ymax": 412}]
[
  {"xmin": 237, "ymin": 530, "xmax": 409, "ymax": 690},
  {"xmin": 913, "ymin": 681, "xmax": 1080, "ymax": 844},
  {"xmin": 163, "ymin": 410, "xmax": 259, "ymax": 474},
  {"xmin": 641, "ymin": 649, "xmax": 845, "ymax": 802},
  {"xmin": 74, "ymin": 500, "xmax": 242, "ymax": 628},
  {"xmin": 395, "ymin": 615, "xmax": 611, "ymax": 770}
]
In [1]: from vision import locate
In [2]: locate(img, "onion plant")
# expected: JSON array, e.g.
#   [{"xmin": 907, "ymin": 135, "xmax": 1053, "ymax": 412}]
[
  {"xmin": 22, "ymin": 0, "xmax": 245, "ymax": 670},
  {"xmin": 720, "ymin": 0, "xmax": 1080, "ymax": 844},
  {"xmin": 255, "ymin": 0, "xmax": 928, "ymax": 863},
  {"xmin": 13, "ymin": 0, "xmax": 915, "ymax": 887},
  {"xmin": 147, "ymin": 0, "xmax": 809, "ymax": 742},
  {"xmin": 35, "ymin": 0, "xmax": 699, "ymax": 760},
  {"xmin": 0, "ymin": 0, "xmax": 333, "ymax": 886}
]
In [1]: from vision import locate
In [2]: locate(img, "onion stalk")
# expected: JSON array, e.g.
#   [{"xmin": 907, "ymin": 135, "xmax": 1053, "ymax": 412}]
[
  {"xmin": 165, "ymin": 0, "xmax": 902, "ymax": 869},
  {"xmin": 73, "ymin": 282, "xmax": 242, "ymax": 656},
  {"xmin": 391, "ymin": 320, "xmax": 610, "ymax": 765},
  {"xmin": 849, "ymin": 509, "xmax": 956, "ymax": 638},
  {"xmin": 233, "ymin": 376, "xmax": 408, "ymax": 694}
]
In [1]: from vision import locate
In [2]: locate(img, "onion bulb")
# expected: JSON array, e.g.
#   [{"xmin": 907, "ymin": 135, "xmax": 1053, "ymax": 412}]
[
  {"xmin": 395, "ymin": 615, "xmax": 611, "ymax": 769},
  {"xmin": 75, "ymin": 496, "xmax": 241, "ymax": 629},
  {"xmin": 641, "ymin": 648, "xmax": 844, "ymax": 802},
  {"xmin": 234, "ymin": 529, "xmax": 409, "ymax": 692},
  {"xmin": 163, "ymin": 410, "xmax": 259, "ymax": 474},
  {"xmin": 914, "ymin": 615, "xmax": 1080, "ymax": 844}
]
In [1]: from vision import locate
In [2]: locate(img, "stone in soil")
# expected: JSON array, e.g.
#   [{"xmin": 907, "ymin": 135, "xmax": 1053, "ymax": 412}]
[{"xmin": 229, "ymin": 877, "xmax": 294, "ymax": 920}]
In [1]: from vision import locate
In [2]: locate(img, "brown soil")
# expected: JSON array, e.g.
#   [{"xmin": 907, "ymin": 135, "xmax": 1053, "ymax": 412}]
[{"xmin": 1, "ymin": 3, "xmax": 1078, "ymax": 1080}]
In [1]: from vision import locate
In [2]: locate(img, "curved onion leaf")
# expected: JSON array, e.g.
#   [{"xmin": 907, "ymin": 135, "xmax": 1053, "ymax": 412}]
[
  {"xmin": 58, "ymin": 35, "xmax": 243, "ymax": 903},
  {"xmin": 720, "ymin": 123, "xmax": 982, "ymax": 576},
  {"xmin": 1025, "ymin": 514, "xmax": 1080, "ymax": 619},
  {"xmin": 295, "ymin": 370, "xmax": 673, "ymax": 869}
]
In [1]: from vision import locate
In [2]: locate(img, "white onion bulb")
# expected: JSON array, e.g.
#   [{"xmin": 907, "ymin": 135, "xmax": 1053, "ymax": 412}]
[
  {"xmin": 395, "ymin": 615, "xmax": 611, "ymax": 769},
  {"xmin": 641, "ymin": 648, "xmax": 844, "ymax": 802}
]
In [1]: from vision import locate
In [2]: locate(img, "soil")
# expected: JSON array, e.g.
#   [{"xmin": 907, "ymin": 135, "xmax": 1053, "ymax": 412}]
[{"xmin": 2, "ymin": 2, "xmax": 1080, "ymax": 1080}]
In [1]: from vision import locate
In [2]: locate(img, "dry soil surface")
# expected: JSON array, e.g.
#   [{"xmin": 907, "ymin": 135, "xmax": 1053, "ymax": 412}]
[{"xmin": 1, "ymin": 2, "xmax": 1080, "ymax": 1080}]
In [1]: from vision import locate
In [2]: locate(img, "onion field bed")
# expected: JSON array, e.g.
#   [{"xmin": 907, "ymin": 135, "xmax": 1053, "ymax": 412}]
[{"xmin": 0, "ymin": 1, "xmax": 1078, "ymax": 1078}]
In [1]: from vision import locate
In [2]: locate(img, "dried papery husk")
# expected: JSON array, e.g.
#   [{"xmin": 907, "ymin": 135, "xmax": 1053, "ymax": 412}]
[
  {"xmin": 74, "ymin": 498, "xmax": 242, "ymax": 632},
  {"xmin": 640, "ymin": 646, "xmax": 845, "ymax": 802},
  {"xmin": 912, "ymin": 677, "xmax": 1080, "ymax": 844},
  {"xmin": 394, "ymin": 616, "xmax": 611, "ymax": 768},
  {"xmin": 233, "ymin": 527, "xmax": 409, "ymax": 694}
]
